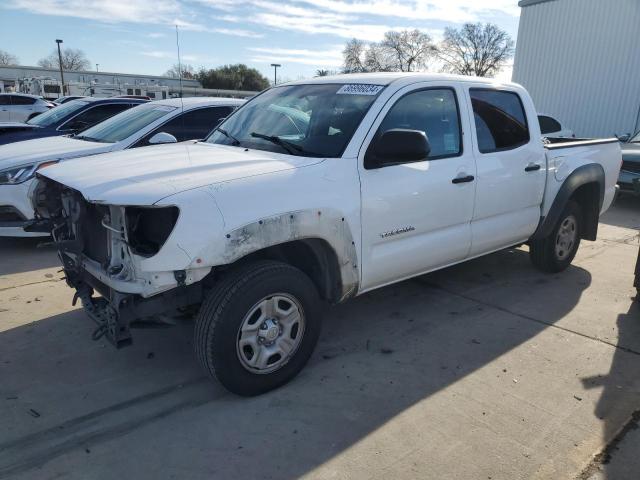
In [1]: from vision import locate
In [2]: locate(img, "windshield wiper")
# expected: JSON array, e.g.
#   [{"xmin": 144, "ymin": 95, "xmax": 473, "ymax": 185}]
[
  {"xmin": 215, "ymin": 127, "xmax": 240, "ymax": 146},
  {"xmin": 250, "ymin": 132, "xmax": 310, "ymax": 156},
  {"xmin": 73, "ymin": 134, "xmax": 103, "ymax": 143}
]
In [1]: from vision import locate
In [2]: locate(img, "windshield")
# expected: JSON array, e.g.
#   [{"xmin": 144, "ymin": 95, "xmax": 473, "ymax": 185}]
[
  {"xmin": 630, "ymin": 131, "xmax": 640, "ymax": 143},
  {"xmin": 75, "ymin": 103, "xmax": 176, "ymax": 143},
  {"xmin": 206, "ymin": 83, "xmax": 384, "ymax": 157},
  {"xmin": 26, "ymin": 100, "xmax": 89, "ymax": 127}
]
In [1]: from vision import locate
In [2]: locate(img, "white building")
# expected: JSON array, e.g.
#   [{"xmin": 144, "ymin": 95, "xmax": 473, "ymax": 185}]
[
  {"xmin": 0, "ymin": 65, "xmax": 201, "ymax": 94},
  {"xmin": 513, "ymin": 0, "xmax": 640, "ymax": 138}
]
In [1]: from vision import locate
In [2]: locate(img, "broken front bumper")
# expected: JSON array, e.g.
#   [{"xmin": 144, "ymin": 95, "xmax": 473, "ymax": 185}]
[{"xmin": 62, "ymin": 252, "xmax": 203, "ymax": 348}]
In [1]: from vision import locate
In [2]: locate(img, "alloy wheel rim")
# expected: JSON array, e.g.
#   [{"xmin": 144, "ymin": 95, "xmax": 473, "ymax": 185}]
[{"xmin": 236, "ymin": 293, "xmax": 305, "ymax": 374}]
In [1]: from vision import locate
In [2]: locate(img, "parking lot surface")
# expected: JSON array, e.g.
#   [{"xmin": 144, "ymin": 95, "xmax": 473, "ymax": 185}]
[{"xmin": 1, "ymin": 197, "xmax": 639, "ymax": 480}]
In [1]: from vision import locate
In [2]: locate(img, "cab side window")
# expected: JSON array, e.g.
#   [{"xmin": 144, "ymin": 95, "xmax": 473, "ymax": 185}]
[
  {"xmin": 62, "ymin": 103, "xmax": 133, "ymax": 131},
  {"xmin": 470, "ymin": 89, "xmax": 529, "ymax": 153},
  {"xmin": 374, "ymin": 88, "xmax": 462, "ymax": 161},
  {"xmin": 133, "ymin": 106, "xmax": 234, "ymax": 147}
]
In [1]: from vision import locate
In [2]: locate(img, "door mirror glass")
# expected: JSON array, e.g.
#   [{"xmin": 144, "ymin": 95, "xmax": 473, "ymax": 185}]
[
  {"xmin": 368, "ymin": 129, "xmax": 430, "ymax": 168},
  {"xmin": 148, "ymin": 132, "xmax": 178, "ymax": 145}
]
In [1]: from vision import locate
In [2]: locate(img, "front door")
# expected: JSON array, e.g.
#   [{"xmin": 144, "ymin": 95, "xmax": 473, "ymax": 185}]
[{"xmin": 359, "ymin": 84, "xmax": 476, "ymax": 291}]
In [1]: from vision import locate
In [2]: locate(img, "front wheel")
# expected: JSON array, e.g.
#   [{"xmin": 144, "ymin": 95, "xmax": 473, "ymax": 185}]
[
  {"xmin": 194, "ymin": 260, "xmax": 322, "ymax": 396},
  {"xmin": 530, "ymin": 200, "xmax": 582, "ymax": 273}
]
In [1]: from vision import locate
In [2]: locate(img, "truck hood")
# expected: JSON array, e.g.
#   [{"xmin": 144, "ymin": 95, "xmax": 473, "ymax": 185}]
[
  {"xmin": 0, "ymin": 135, "xmax": 112, "ymax": 169},
  {"xmin": 39, "ymin": 142, "xmax": 324, "ymax": 205}
]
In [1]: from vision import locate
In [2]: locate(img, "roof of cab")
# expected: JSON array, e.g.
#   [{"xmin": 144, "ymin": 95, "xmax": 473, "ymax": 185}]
[
  {"xmin": 151, "ymin": 96, "xmax": 245, "ymax": 108},
  {"xmin": 284, "ymin": 72, "xmax": 520, "ymax": 89}
]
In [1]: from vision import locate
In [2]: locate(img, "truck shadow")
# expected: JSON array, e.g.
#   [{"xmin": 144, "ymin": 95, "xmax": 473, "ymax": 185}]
[
  {"xmin": 0, "ymin": 236, "xmax": 58, "ymax": 276},
  {"xmin": 580, "ymin": 296, "xmax": 640, "ymax": 479},
  {"xmin": 0, "ymin": 247, "xmax": 619, "ymax": 479},
  {"xmin": 600, "ymin": 194, "xmax": 640, "ymax": 230}
]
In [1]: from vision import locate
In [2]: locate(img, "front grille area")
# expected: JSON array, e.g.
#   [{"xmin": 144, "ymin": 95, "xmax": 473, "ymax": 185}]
[
  {"xmin": 622, "ymin": 160, "xmax": 640, "ymax": 174},
  {"xmin": 0, "ymin": 205, "xmax": 26, "ymax": 223}
]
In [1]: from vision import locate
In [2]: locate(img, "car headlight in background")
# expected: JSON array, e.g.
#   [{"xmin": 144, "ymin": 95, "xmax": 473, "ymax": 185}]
[{"xmin": 0, "ymin": 161, "xmax": 58, "ymax": 185}]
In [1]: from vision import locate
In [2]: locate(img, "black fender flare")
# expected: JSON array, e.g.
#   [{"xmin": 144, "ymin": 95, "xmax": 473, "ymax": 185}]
[{"xmin": 530, "ymin": 163, "xmax": 605, "ymax": 241}]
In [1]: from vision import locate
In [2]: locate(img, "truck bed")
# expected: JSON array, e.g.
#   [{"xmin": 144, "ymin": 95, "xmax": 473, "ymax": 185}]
[{"xmin": 541, "ymin": 137, "xmax": 621, "ymax": 218}]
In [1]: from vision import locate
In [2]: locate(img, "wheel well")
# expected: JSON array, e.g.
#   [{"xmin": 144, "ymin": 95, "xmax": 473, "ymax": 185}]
[
  {"xmin": 570, "ymin": 182, "xmax": 600, "ymax": 241},
  {"xmin": 222, "ymin": 239, "xmax": 344, "ymax": 303}
]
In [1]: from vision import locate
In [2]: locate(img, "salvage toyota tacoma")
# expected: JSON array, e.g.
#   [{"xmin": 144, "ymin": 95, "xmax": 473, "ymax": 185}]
[{"xmin": 30, "ymin": 73, "xmax": 622, "ymax": 396}]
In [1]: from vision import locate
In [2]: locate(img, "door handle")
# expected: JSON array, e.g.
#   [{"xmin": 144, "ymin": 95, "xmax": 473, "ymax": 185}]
[
  {"xmin": 525, "ymin": 163, "xmax": 541, "ymax": 172},
  {"xmin": 452, "ymin": 175, "xmax": 475, "ymax": 184}
]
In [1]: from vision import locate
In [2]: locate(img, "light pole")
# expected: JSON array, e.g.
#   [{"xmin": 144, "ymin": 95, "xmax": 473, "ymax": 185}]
[
  {"xmin": 55, "ymin": 39, "xmax": 65, "ymax": 95},
  {"xmin": 270, "ymin": 63, "xmax": 281, "ymax": 85}
]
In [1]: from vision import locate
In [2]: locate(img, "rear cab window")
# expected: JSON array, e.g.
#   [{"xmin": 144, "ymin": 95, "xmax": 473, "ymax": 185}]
[{"xmin": 470, "ymin": 89, "xmax": 530, "ymax": 153}]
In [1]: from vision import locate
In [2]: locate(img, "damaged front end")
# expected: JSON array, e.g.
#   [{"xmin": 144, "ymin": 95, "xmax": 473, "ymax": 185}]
[{"xmin": 30, "ymin": 176, "xmax": 202, "ymax": 348}]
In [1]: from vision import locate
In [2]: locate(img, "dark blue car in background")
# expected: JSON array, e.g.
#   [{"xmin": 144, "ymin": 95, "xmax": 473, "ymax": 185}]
[{"xmin": 0, "ymin": 97, "xmax": 147, "ymax": 146}]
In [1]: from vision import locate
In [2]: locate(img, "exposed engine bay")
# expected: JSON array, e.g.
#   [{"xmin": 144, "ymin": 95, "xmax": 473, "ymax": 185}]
[{"xmin": 29, "ymin": 176, "xmax": 201, "ymax": 347}]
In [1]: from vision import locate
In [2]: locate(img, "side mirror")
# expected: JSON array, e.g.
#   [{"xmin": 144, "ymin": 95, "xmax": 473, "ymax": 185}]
[
  {"xmin": 366, "ymin": 129, "xmax": 430, "ymax": 168},
  {"xmin": 616, "ymin": 133, "xmax": 630, "ymax": 143},
  {"xmin": 148, "ymin": 132, "xmax": 178, "ymax": 145}
]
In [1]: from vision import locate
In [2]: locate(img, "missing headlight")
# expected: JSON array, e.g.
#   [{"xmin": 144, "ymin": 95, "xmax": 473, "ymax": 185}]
[{"xmin": 126, "ymin": 206, "xmax": 179, "ymax": 257}]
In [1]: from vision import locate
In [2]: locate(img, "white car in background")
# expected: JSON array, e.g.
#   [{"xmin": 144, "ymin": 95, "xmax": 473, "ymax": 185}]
[
  {"xmin": 0, "ymin": 93, "xmax": 54, "ymax": 123},
  {"xmin": 538, "ymin": 113, "xmax": 574, "ymax": 139},
  {"xmin": 0, "ymin": 97, "xmax": 244, "ymax": 236}
]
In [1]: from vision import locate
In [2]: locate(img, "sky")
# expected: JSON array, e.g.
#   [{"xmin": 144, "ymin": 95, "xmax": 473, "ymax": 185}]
[{"xmin": 0, "ymin": 1, "xmax": 521, "ymax": 82}]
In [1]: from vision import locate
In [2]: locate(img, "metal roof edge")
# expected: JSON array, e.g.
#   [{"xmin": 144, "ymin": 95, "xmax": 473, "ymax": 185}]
[{"xmin": 518, "ymin": 0, "xmax": 557, "ymax": 7}]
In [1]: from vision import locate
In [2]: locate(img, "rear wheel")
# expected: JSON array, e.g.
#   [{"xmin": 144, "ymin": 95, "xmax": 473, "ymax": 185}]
[
  {"xmin": 530, "ymin": 200, "xmax": 582, "ymax": 273},
  {"xmin": 194, "ymin": 260, "xmax": 322, "ymax": 396}
]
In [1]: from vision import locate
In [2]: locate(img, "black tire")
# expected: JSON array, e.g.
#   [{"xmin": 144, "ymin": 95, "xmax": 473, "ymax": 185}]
[
  {"xmin": 194, "ymin": 260, "xmax": 322, "ymax": 396},
  {"xmin": 530, "ymin": 200, "xmax": 582, "ymax": 273}
]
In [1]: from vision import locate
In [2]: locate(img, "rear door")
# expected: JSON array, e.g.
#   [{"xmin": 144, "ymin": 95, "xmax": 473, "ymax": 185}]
[
  {"xmin": 8, "ymin": 95, "xmax": 37, "ymax": 122},
  {"xmin": 0, "ymin": 96, "xmax": 9, "ymax": 122},
  {"xmin": 359, "ymin": 83, "xmax": 476, "ymax": 291},
  {"xmin": 465, "ymin": 87, "xmax": 545, "ymax": 256}
]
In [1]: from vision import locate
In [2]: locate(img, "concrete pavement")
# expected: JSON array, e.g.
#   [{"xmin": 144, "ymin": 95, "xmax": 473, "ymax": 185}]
[{"xmin": 0, "ymin": 196, "xmax": 639, "ymax": 480}]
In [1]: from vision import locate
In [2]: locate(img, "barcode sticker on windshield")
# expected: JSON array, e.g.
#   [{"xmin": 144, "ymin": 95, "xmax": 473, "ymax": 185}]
[{"xmin": 336, "ymin": 84, "xmax": 384, "ymax": 95}]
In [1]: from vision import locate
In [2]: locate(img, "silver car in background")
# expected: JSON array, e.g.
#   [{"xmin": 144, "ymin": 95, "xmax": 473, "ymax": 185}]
[{"xmin": 0, "ymin": 93, "xmax": 53, "ymax": 123}]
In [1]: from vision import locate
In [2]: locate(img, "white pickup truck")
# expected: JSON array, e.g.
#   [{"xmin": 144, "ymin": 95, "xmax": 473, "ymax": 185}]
[{"xmin": 31, "ymin": 73, "xmax": 621, "ymax": 396}]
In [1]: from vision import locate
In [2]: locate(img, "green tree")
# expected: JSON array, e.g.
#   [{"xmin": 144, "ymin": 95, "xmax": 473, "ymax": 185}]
[{"xmin": 197, "ymin": 64, "xmax": 269, "ymax": 91}]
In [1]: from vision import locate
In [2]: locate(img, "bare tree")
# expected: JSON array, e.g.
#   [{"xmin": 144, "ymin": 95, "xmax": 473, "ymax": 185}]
[
  {"xmin": 342, "ymin": 39, "xmax": 367, "ymax": 73},
  {"xmin": 437, "ymin": 23, "xmax": 514, "ymax": 77},
  {"xmin": 342, "ymin": 29, "xmax": 436, "ymax": 73},
  {"xmin": 38, "ymin": 48, "xmax": 91, "ymax": 71},
  {"xmin": 380, "ymin": 29, "xmax": 436, "ymax": 72},
  {"xmin": 315, "ymin": 69, "xmax": 330, "ymax": 77},
  {"xmin": 0, "ymin": 50, "xmax": 18, "ymax": 66},
  {"xmin": 164, "ymin": 63, "xmax": 195, "ymax": 79},
  {"xmin": 364, "ymin": 43, "xmax": 396, "ymax": 72}
]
